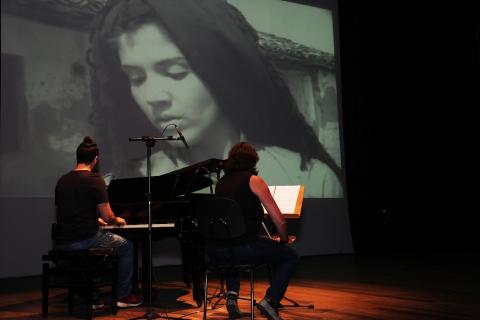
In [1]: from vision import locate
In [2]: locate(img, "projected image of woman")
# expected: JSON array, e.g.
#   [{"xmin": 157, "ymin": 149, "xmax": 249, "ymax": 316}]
[{"xmin": 89, "ymin": 0, "xmax": 343, "ymax": 197}]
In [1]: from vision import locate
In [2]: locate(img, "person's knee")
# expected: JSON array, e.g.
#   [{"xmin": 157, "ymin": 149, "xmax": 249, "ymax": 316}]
[
  {"xmin": 123, "ymin": 239, "xmax": 133, "ymax": 254},
  {"xmin": 113, "ymin": 237, "xmax": 133, "ymax": 256}
]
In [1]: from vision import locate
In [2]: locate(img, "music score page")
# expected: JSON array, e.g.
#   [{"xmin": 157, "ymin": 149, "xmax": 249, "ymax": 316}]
[{"xmin": 263, "ymin": 185, "xmax": 304, "ymax": 218}]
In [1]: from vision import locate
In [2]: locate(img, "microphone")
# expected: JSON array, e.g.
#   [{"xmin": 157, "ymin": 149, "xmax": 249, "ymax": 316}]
[{"xmin": 175, "ymin": 126, "xmax": 189, "ymax": 149}]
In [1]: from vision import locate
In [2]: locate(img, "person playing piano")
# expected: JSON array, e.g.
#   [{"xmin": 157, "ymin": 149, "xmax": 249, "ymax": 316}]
[
  {"xmin": 54, "ymin": 136, "xmax": 143, "ymax": 308},
  {"xmin": 213, "ymin": 142, "xmax": 299, "ymax": 320}
]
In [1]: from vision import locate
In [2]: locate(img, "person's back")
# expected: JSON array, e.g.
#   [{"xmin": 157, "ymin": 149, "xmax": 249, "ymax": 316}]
[
  {"xmin": 55, "ymin": 170, "xmax": 106, "ymax": 242},
  {"xmin": 215, "ymin": 170, "xmax": 263, "ymax": 245}
]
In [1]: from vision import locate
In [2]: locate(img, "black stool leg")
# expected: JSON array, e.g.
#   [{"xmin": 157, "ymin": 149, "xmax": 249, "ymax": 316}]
[
  {"xmin": 112, "ymin": 259, "xmax": 118, "ymax": 315},
  {"xmin": 86, "ymin": 277, "xmax": 93, "ymax": 320},
  {"xmin": 42, "ymin": 263, "xmax": 49, "ymax": 318},
  {"xmin": 250, "ymin": 270, "xmax": 254, "ymax": 320},
  {"xmin": 68, "ymin": 289, "xmax": 75, "ymax": 314},
  {"xmin": 203, "ymin": 270, "xmax": 208, "ymax": 320}
]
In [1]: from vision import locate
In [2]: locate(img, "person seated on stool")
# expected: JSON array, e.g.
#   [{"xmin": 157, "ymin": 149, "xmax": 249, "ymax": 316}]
[
  {"xmin": 54, "ymin": 136, "xmax": 143, "ymax": 308},
  {"xmin": 212, "ymin": 141, "xmax": 299, "ymax": 320}
]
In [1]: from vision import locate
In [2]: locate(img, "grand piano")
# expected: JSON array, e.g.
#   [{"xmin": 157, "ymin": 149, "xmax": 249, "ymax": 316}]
[{"xmin": 102, "ymin": 158, "xmax": 224, "ymax": 305}]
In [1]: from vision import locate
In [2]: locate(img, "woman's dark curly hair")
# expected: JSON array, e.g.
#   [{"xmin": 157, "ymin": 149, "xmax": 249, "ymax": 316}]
[{"xmin": 224, "ymin": 142, "xmax": 259, "ymax": 175}]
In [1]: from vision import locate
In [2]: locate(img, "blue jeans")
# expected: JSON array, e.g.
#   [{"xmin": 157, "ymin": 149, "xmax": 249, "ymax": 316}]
[
  {"xmin": 56, "ymin": 230, "xmax": 133, "ymax": 299},
  {"xmin": 207, "ymin": 237, "xmax": 299, "ymax": 305}
]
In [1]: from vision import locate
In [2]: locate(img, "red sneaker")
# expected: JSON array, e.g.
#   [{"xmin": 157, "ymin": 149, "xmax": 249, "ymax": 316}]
[{"xmin": 117, "ymin": 293, "xmax": 143, "ymax": 308}]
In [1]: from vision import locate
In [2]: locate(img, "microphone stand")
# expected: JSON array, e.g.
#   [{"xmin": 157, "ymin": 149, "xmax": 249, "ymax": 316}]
[{"xmin": 129, "ymin": 136, "xmax": 188, "ymax": 320}]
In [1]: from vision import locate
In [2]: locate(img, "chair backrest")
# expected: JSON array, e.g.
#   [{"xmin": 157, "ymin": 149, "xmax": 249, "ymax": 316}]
[{"xmin": 196, "ymin": 196, "xmax": 246, "ymax": 241}]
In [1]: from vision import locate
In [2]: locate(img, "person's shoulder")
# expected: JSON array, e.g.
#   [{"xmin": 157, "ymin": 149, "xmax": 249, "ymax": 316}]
[
  {"xmin": 249, "ymin": 174, "xmax": 268, "ymax": 188},
  {"xmin": 249, "ymin": 174, "xmax": 262, "ymax": 184},
  {"xmin": 248, "ymin": 174, "xmax": 267, "ymax": 194},
  {"xmin": 88, "ymin": 172, "xmax": 102, "ymax": 178},
  {"xmin": 88, "ymin": 172, "xmax": 107, "ymax": 184},
  {"xmin": 55, "ymin": 170, "xmax": 74, "ymax": 186},
  {"xmin": 77, "ymin": 172, "xmax": 106, "ymax": 187},
  {"xmin": 58, "ymin": 170, "xmax": 74, "ymax": 178},
  {"xmin": 57, "ymin": 170, "xmax": 81, "ymax": 181}
]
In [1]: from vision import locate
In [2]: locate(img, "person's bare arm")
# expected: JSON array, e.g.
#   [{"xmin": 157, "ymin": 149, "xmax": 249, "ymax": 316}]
[
  {"xmin": 97, "ymin": 202, "xmax": 126, "ymax": 226},
  {"xmin": 249, "ymin": 175, "xmax": 289, "ymax": 243}
]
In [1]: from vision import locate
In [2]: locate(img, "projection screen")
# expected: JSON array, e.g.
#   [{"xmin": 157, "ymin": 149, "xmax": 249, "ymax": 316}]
[{"xmin": 1, "ymin": 0, "xmax": 344, "ymax": 199}]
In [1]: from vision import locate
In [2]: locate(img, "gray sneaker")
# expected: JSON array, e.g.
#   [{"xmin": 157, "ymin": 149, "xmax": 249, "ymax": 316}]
[
  {"xmin": 226, "ymin": 292, "xmax": 242, "ymax": 319},
  {"xmin": 257, "ymin": 298, "xmax": 282, "ymax": 320},
  {"xmin": 92, "ymin": 300, "xmax": 104, "ymax": 310}
]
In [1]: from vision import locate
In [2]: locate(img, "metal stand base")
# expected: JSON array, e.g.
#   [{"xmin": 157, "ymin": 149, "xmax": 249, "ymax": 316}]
[
  {"xmin": 279, "ymin": 296, "xmax": 314, "ymax": 309},
  {"xmin": 130, "ymin": 310, "xmax": 162, "ymax": 320},
  {"xmin": 130, "ymin": 310, "xmax": 188, "ymax": 320}
]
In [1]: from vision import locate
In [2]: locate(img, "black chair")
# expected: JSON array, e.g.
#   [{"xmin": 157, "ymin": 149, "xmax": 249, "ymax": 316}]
[
  {"xmin": 42, "ymin": 225, "xmax": 118, "ymax": 319},
  {"xmin": 197, "ymin": 196, "xmax": 265, "ymax": 320}
]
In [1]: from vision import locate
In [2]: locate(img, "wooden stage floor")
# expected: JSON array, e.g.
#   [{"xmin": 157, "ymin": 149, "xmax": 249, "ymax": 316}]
[{"xmin": 1, "ymin": 252, "xmax": 479, "ymax": 319}]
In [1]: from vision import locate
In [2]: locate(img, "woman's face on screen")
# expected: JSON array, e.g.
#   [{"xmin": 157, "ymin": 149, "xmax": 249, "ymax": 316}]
[{"xmin": 117, "ymin": 23, "xmax": 221, "ymax": 144}]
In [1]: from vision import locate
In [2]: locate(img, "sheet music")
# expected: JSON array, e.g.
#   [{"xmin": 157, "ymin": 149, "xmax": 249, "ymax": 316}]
[
  {"xmin": 102, "ymin": 173, "xmax": 114, "ymax": 186},
  {"xmin": 273, "ymin": 186, "xmax": 301, "ymax": 213},
  {"xmin": 263, "ymin": 185, "xmax": 304, "ymax": 218}
]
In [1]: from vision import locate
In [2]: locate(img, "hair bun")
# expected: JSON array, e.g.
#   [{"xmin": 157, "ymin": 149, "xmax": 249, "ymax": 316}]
[{"xmin": 83, "ymin": 136, "xmax": 95, "ymax": 144}]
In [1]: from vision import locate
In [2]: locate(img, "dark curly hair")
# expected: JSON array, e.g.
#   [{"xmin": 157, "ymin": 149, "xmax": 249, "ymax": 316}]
[{"xmin": 224, "ymin": 142, "xmax": 259, "ymax": 175}]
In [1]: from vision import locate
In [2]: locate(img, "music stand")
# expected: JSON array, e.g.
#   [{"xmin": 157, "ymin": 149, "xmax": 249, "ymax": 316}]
[{"xmin": 129, "ymin": 135, "xmax": 188, "ymax": 320}]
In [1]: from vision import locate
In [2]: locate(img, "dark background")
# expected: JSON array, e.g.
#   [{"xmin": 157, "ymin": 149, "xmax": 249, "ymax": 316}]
[{"xmin": 338, "ymin": 1, "xmax": 479, "ymax": 253}]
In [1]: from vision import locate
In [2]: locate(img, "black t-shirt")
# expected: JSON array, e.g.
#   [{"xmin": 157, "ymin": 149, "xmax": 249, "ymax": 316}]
[
  {"xmin": 54, "ymin": 170, "xmax": 108, "ymax": 241},
  {"xmin": 215, "ymin": 171, "xmax": 264, "ymax": 245}
]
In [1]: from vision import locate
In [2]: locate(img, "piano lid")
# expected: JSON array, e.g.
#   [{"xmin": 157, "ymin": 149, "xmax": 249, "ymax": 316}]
[{"xmin": 107, "ymin": 158, "xmax": 224, "ymax": 205}]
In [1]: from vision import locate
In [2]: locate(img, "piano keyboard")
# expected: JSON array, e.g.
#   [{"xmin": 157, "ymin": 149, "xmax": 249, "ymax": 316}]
[{"xmin": 102, "ymin": 223, "xmax": 175, "ymax": 229}]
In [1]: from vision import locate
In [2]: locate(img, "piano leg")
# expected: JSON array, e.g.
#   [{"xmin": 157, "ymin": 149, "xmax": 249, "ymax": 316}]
[{"xmin": 180, "ymin": 231, "xmax": 205, "ymax": 307}]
